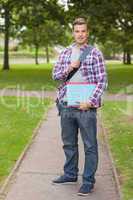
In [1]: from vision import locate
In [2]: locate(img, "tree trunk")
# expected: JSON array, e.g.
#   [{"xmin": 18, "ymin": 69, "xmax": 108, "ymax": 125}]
[
  {"xmin": 123, "ymin": 50, "xmax": 126, "ymax": 64},
  {"xmin": 35, "ymin": 44, "xmax": 39, "ymax": 65},
  {"xmin": 3, "ymin": 4, "xmax": 10, "ymax": 70},
  {"xmin": 45, "ymin": 45, "xmax": 49, "ymax": 63},
  {"xmin": 123, "ymin": 50, "xmax": 131, "ymax": 65},
  {"xmin": 127, "ymin": 51, "xmax": 131, "ymax": 64}
]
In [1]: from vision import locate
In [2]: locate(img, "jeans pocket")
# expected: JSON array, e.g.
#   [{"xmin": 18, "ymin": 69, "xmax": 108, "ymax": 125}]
[{"xmin": 56, "ymin": 100, "xmax": 67, "ymax": 116}]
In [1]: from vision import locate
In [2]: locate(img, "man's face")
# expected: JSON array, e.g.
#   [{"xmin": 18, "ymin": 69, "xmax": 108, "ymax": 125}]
[{"xmin": 73, "ymin": 24, "xmax": 88, "ymax": 46}]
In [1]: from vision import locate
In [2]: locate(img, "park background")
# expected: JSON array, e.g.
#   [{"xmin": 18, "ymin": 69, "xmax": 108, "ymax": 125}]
[{"xmin": 0, "ymin": 0, "xmax": 133, "ymax": 200}]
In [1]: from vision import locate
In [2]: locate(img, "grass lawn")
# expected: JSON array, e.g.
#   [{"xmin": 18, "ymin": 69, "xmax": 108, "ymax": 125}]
[
  {"xmin": 0, "ymin": 96, "xmax": 53, "ymax": 186},
  {"xmin": 0, "ymin": 64, "xmax": 58, "ymax": 91},
  {"xmin": 106, "ymin": 63, "xmax": 133, "ymax": 94},
  {"xmin": 102, "ymin": 101, "xmax": 133, "ymax": 200}
]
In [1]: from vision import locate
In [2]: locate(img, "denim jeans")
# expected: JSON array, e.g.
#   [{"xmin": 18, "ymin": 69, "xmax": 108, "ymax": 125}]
[{"xmin": 60, "ymin": 103, "xmax": 98, "ymax": 185}]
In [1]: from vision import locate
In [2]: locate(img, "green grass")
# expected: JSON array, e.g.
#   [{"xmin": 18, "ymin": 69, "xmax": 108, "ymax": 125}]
[
  {"xmin": 0, "ymin": 96, "xmax": 53, "ymax": 186},
  {"xmin": 0, "ymin": 64, "xmax": 58, "ymax": 91},
  {"xmin": 102, "ymin": 101, "xmax": 133, "ymax": 200},
  {"xmin": 106, "ymin": 63, "xmax": 133, "ymax": 94}
]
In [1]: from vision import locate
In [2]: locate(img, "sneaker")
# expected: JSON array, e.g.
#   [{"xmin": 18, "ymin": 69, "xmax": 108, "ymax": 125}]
[
  {"xmin": 77, "ymin": 183, "xmax": 94, "ymax": 196},
  {"xmin": 52, "ymin": 175, "xmax": 77, "ymax": 184}
]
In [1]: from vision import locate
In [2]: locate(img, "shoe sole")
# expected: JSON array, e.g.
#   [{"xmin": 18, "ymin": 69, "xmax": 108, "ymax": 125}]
[
  {"xmin": 77, "ymin": 188, "xmax": 94, "ymax": 196},
  {"xmin": 52, "ymin": 181, "xmax": 78, "ymax": 185}
]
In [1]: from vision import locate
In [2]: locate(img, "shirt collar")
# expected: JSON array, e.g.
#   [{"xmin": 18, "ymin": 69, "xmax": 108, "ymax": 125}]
[
  {"xmin": 80, "ymin": 43, "xmax": 89, "ymax": 51},
  {"xmin": 71, "ymin": 43, "xmax": 89, "ymax": 51}
]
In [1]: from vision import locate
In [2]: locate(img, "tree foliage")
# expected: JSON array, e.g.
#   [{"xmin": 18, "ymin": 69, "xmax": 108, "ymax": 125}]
[
  {"xmin": 68, "ymin": 0, "xmax": 133, "ymax": 64},
  {"xmin": 0, "ymin": 0, "xmax": 67, "ymax": 69}
]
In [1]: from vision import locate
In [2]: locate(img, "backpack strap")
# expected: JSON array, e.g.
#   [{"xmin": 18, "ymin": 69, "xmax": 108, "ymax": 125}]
[
  {"xmin": 79, "ymin": 45, "xmax": 93, "ymax": 62},
  {"xmin": 65, "ymin": 45, "xmax": 93, "ymax": 81}
]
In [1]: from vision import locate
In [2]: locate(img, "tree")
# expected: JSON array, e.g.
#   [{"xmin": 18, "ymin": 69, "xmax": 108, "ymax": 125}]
[
  {"xmin": 19, "ymin": 20, "xmax": 67, "ymax": 64},
  {"xmin": 18, "ymin": 2, "xmax": 67, "ymax": 64},
  {"xmin": 68, "ymin": 0, "xmax": 133, "ymax": 64},
  {"xmin": 0, "ymin": 0, "xmax": 28, "ymax": 70},
  {"xmin": 0, "ymin": 0, "xmax": 10, "ymax": 70},
  {"xmin": 0, "ymin": 0, "xmax": 66, "ymax": 69}
]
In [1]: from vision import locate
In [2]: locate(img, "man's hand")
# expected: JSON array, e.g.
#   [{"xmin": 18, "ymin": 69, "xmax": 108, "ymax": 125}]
[
  {"xmin": 79, "ymin": 102, "xmax": 92, "ymax": 111},
  {"xmin": 71, "ymin": 60, "xmax": 80, "ymax": 69},
  {"xmin": 68, "ymin": 60, "xmax": 80, "ymax": 72}
]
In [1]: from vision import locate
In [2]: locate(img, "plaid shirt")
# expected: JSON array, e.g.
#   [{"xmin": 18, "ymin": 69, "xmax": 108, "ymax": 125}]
[{"xmin": 52, "ymin": 43, "xmax": 107, "ymax": 108}]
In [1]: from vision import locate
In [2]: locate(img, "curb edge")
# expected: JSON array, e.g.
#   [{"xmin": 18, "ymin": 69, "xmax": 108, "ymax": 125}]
[{"xmin": 98, "ymin": 111, "xmax": 123, "ymax": 200}]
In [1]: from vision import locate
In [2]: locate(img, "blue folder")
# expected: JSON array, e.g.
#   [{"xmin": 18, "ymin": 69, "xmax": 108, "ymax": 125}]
[{"xmin": 66, "ymin": 83, "xmax": 96, "ymax": 106}]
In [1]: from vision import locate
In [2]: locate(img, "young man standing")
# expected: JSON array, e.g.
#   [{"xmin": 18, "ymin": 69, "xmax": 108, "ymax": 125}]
[{"xmin": 52, "ymin": 17, "xmax": 107, "ymax": 196}]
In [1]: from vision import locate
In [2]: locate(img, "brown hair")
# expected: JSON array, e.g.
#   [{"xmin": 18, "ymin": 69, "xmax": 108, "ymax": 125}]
[{"xmin": 72, "ymin": 17, "xmax": 89, "ymax": 30}]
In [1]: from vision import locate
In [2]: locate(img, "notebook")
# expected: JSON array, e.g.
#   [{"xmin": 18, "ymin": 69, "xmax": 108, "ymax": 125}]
[{"xmin": 66, "ymin": 82, "xmax": 96, "ymax": 106}]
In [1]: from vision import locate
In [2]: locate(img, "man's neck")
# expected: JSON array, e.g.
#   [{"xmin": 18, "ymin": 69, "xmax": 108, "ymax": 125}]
[{"xmin": 76, "ymin": 42, "xmax": 88, "ymax": 48}]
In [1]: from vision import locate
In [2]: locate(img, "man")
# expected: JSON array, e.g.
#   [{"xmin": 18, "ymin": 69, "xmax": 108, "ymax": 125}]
[{"xmin": 52, "ymin": 17, "xmax": 107, "ymax": 196}]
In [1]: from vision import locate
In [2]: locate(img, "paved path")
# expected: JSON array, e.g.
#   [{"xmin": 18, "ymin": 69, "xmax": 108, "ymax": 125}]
[
  {"xmin": 104, "ymin": 93, "xmax": 133, "ymax": 101},
  {"xmin": 0, "ymin": 106, "xmax": 121, "ymax": 200}
]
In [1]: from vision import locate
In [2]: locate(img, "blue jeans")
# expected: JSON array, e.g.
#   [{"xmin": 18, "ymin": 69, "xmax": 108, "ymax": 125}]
[{"xmin": 60, "ymin": 103, "xmax": 98, "ymax": 184}]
